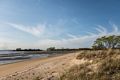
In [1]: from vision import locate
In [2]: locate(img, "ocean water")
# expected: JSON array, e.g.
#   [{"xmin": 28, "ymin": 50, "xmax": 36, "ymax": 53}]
[
  {"xmin": 0, "ymin": 50, "xmax": 18, "ymax": 54},
  {"xmin": 0, "ymin": 51, "xmax": 49, "ymax": 65}
]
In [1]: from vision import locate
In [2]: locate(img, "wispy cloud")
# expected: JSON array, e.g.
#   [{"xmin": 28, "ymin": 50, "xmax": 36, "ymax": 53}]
[
  {"xmin": 35, "ymin": 24, "xmax": 120, "ymax": 49},
  {"xmin": 95, "ymin": 25, "xmax": 107, "ymax": 35},
  {"xmin": 7, "ymin": 23, "xmax": 46, "ymax": 37},
  {"xmin": 0, "ymin": 22, "xmax": 120, "ymax": 50},
  {"xmin": 6, "ymin": 21, "xmax": 66, "ymax": 38}
]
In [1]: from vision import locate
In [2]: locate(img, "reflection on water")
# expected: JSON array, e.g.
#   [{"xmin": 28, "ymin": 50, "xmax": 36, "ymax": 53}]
[{"xmin": 0, "ymin": 51, "xmax": 49, "ymax": 65}]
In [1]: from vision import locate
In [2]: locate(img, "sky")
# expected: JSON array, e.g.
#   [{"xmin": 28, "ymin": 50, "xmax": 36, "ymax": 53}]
[{"xmin": 0, "ymin": 0, "xmax": 120, "ymax": 50}]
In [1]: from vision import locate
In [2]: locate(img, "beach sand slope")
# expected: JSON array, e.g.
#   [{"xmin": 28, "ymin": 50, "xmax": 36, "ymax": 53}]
[{"xmin": 0, "ymin": 53, "xmax": 76, "ymax": 80}]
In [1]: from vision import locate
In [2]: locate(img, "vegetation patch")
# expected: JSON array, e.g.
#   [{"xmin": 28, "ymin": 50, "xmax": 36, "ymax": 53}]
[{"xmin": 59, "ymin": 49, "xmax": 120, "ymax": 80}]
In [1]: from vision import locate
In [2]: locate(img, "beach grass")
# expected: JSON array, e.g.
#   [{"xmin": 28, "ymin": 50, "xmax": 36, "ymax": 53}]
[{"xmin": 59, "ymin": 49, "xmax": 120, "ymax": 80}]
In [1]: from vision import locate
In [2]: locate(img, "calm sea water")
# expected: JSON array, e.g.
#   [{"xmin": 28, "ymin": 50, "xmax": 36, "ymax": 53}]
[{"xmin": 0, "ymin": 51, "xmax": 49, "ymax": 65}]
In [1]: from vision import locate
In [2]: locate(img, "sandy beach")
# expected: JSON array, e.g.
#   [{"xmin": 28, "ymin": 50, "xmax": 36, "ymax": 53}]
[{"xmin": 0, "ymin": 52, "xmax": 76, "ymax": 80}]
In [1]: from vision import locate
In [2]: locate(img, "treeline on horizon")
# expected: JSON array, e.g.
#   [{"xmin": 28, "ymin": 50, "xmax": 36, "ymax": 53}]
[
  {"xmin": 15, "ymin": 47, "xmax": 93, "ymax": 51},
  {"xmin": 15, "ymin": 35, "xmax": 120, "ymax": 51},
  {"xmin": 15, "ymin": 48, "xmax": 43, "ymax": 51}
]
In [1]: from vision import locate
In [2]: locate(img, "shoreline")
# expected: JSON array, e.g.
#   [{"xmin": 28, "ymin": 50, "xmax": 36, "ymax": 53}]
[
  {"xmin": 0, "ymin": 54, "xmax": 55, "ymax": 66},
  {"xmin": 0, "ymin": 53, "xmax": 66, "ymax": 66},
  {"xmin": 0, "ymin": 55, "xmax": 54, "ymax": 77},
  {"xmin": 0, "ymin": 52, "xmax": 75, "ymax": 80},
  {"xmin": 0, "ymin": 51, "xmax": 75, "ymax": 66}
]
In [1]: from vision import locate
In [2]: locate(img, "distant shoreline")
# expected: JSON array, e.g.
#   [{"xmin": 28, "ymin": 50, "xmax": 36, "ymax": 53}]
[{"xmin": 0, "ymin": 51, "xmax": 73, "ymax": 65}]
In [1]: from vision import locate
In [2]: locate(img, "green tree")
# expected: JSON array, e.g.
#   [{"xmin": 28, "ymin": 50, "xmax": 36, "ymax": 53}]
[
  {"xmin": 92, "ymin": 35, "xmax": 120, "ymax": 49},
  {"xmin": 47, "ymin": 47, "xmax": 55, "ymax": 51}
]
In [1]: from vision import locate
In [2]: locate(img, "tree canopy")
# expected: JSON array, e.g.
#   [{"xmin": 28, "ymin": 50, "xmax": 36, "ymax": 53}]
[
  {"xmin": 92, "ymin": 35, "xmax": 120, "ymax": 49},
  {"xmin": 47, "ymin": 47, "xmax": 56, "ymax": 51}
]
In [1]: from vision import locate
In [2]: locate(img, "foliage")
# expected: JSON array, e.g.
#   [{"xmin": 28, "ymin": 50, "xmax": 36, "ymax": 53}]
[
  {"xmin": 92, "ymin": 35, "xmax": 120, "ymax": 49},
  {"xmin": 47, "ymin": 47, "xmax": 56, "ymax": 51}
]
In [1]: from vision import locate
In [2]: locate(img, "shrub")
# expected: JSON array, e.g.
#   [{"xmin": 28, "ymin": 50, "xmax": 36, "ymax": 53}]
[
  {"xmin": 60, "ymin": 49, "xmax": 120, "ymax": 80},
  {"xmin": 34, "ymin": 77, "xmax": 40, "ymax": 80}
]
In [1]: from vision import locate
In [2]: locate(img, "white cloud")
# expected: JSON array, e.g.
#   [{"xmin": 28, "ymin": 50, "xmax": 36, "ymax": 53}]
[
  {"xmin": 0, "ymin": 38, "xmax": 19, "ymax": 50},
  {"xmin": 95, "ymin": 25, "xmax": 107, "ymax": 35},
  {"xmin": 0, "ymin": 22, "xmax": 120, "ymax": 50},
  {"xmin": 7, "ymin": 23, "xmax": 46, "ymax": 37},
  {"xmin": 112, "ymin": 24, "xmax": 119, "ymax": 33},
  {"xmin": 35, "ymin": 24, "xmax": 120, "ymax": 49},
  {"xmin": 6, "ymin": 21, "xmax": 66, "ymax": 39}
]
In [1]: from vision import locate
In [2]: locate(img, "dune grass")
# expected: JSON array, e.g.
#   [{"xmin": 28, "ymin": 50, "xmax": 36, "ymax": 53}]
[
  {"xmin": 34, "ymin": 77, "xmax": 40, "ymax": 80},
  {"xmin": 59, "ymin": 49, "xmax": 120, "ymax": 80}
]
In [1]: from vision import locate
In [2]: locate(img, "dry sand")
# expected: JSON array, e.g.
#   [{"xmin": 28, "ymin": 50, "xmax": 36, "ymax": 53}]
[{"xmin": 0, "ymin": 53, "xmax": 76, "ymax": 80}]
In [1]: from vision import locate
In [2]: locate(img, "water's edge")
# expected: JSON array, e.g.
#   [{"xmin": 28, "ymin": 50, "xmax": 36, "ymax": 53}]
[{"xmin": 0, "ymin": 50, "xmax": 74, "ymax": 65}]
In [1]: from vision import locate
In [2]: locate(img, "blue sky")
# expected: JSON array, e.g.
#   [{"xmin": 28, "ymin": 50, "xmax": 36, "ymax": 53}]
[{"xmin": 0, "ymin": 0, "xmax": 120, "ymax": 49}]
